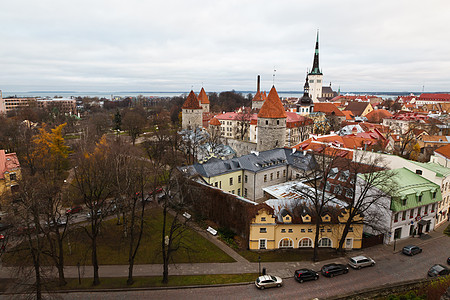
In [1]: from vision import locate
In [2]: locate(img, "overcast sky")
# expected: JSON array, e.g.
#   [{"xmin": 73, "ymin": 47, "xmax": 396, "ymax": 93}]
[{"xmin": 1, "ymin": 0, "xmax": 450, "ymax": 93}]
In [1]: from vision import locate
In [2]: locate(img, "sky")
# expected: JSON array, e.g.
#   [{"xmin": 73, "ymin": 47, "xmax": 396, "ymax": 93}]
[{"xmin": 1, "ymin": 0, "xmax": 450, "ymax": 94}]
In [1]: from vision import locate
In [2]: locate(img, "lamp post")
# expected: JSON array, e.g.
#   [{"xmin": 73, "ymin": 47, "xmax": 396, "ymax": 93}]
[{"xmin": 258, "ymin": 256, "xmax": 261, "ymax": 276}]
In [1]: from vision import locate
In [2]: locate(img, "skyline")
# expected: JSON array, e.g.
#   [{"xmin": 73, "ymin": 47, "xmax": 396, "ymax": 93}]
[{"xmin": 1, "ymin": 0, "xmax": 450, "ymax": 93}]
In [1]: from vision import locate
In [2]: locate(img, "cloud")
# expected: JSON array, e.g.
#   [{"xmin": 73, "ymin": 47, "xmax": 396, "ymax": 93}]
[{"xmin": 1, "ymin": 0, "xmax": 450, "ymax": 93}]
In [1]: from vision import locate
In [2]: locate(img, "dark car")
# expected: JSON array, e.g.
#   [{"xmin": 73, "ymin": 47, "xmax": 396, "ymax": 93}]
[
  {"xmin": 402, "ymin": 245, "xmax": 422, "ymax": 256},
  {"xmin": 321, "ymin": 263, "xmax": 349, "ymax": 277},
  {"xmin": 428, "ymin": 264, "xmax": 450, "ymax": 278},
  {"xmin": 294, "ymin": 269, "xmax": 319, "ymax": 283},
  {"xmin": 447, "ymin": 257, "xmax": 450, "ymax": 265}
]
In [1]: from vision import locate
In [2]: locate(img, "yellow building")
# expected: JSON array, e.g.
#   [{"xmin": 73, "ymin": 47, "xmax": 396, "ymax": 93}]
[
  {"xmin": 0, "ymin": 150, "xmax": 21, "ymax": 203},
  {"xmin": 249, "ymin": 204, "xmax": 363, "ymax": 250}
]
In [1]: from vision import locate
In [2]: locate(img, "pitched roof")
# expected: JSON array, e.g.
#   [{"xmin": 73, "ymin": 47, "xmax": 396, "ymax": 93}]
[
  {"xmin": 341, "ymin": 110, "xmax": 354, "ymax": 120},
  {"xmin": 0, "ymin": 150, "xmax": 20, "ymax": 179},
  {"xmin": 435, "ymin": 144, "xmax": 450, "ymax": 159},
  {"xmin": 182, "ymin": 90, "xmax": 202, "ymax": 109},
  {"xmin": 198, "ymin": 88, "xmax": 210, "ymax": 104},
  {"xmin": 252, "ymin": 91, "xmax": 264, "ymax": 102},
  {"xmin": 313, "ymin": 103, "xmax": 345, "ymax": 117},
  {"xmin": 209, "ymin": 117, "xmax": 221, "ymax": 126},
  {"xmin": 344, "ymin": 101, "xmax": 371, "ymax": 116},
  {"xmin": 418, "ymin": 93, "xmax": 450, "ymax": 101},
  {"xmin": 257, "ymin": 86, "xmax": 287, "ymax": 119},
  {"xmin": 365, "ymin": 109, "xmax": 393, "ymax": 123}
]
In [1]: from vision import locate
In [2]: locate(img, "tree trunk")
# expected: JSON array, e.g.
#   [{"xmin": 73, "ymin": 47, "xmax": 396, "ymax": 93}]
[
  {"xmin": 313, "ymin": 221, "xmax": 321, "ymax": 262},
  {"xmin": 162, "ymin": 205, "xmax": 169, "ymax": 284},
  {"xmin": 34, "ymin": 258, "xmax": 42, "ymax": 300},
  {"xmin": 57, "ymin": 238, "xmax": 66, "ymax": 286},
  {"xmin": 92, "ymin": 237, "xmax": 100, "ymax": 286}
]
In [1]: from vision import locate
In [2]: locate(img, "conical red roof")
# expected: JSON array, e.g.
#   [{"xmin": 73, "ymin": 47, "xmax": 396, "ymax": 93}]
[
  {"xmin": 182, "ymin": 90, "xmax": 202, "ymax": 109},
  {"xmin": 198, "ymin": 87, "xmax": 210, "ymax": 104},
  {"xmin": 209, "ymin": 117, "xmax": 221, "ymax": 126},
  {"xmin": 252, "ymin": 91, "xmax": 263, "ymax": 102},
  {"xmin": 257, "ymin": 86, "xmax": 287, "ymax": 118}
]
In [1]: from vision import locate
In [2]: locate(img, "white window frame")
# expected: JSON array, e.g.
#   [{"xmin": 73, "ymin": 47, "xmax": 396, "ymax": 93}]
[
  {"xmin": 259, "ymin": 239, "xmax": 267, "ymax": 249},
  {"xmin": 299, "ymin": 237, "xmax": 313, "ymax": 248}
]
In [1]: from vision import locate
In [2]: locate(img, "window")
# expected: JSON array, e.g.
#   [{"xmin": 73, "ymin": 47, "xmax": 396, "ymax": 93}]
[
  {"xmin": 214, "ymin": 182, "xmax": 218, "ymax": 187},
  {"xmin": 288, "ymin": 229, "xmax": 293, "ymax": 233},
  {"xmin": 285, "ymin": 216, "xmax": 290, "ymax": 221},
  {"xmin": 433, "ymin": 191, "xmax": 437, "ymax": 199},
  {"xmin": 277, "ymin": 171, "xmax": 280, "ymax": 179},
  {"xmin": 325, "ymin": 182, "xmax": 331, "ymax": 191},
  {"xmin": 281, "ymin": 229, "xmax": 286, "ymax": 233},
  {"xmin": 309, "ymin": 80, "xmax": 314, "ymax": 83},
  {"xmin": 410, "ymin": 209, "xmax": 414, "ymax": 218},
  {"xmin": 299, "ymin": 238, "xmax": 312, "ymax": 248},
  {"xmin": 415, "ymin": 169, "xmax": 422, "ymax": 175},
  {"xmin": 327, "ymin": 228, "xmax": 332, "ymax": 233},
  {"xmin": 244, "ymin": 188, "xmax": 247, "ymax": 197},
  {"xmin": 318, "ymin": 238, "xmax": 332, "ymax": 247},
  {"xmin": 259, "ymin": 239, "xmax": 266, "ymax": 249},
  {"xmin": 264, "ymin": 175, "xmax": 267, "ymax": 182},
  {"xmin": 265, "ymin": 120, "xmax": 268, "ymax": 125},
  {"xmin": 261, "ymin": 217, "xmax": 266, "ymax": 222},
  {"xmin": 329, "ymin": 167, "xmax": 338, "ymax": 179},
  {"xmin": 277, "ymin": 120, "xmax": 280, "ymax": 125},
  {"xmin": 283, "ymin": 170, "xmax": 286, "ymax": 177},
  {"xmin": 339, "ymin": 170, "xmax": 350, "ymax": 182},
  {"xmin": 402, "ymin": 211, "xmax": 406, "ymax": 220},
  {"xmin": 308, "ymin": 228, "xmax": 313, "ymax": 233},
  {"xmin": 244, "ymin": 175, "xmax": 248, "ymax": 183},
  {"xmin": 402, "ymin": 198, "xmax": 407, "ymax": 206},
  {"xmin": 432, "ymin": 203, "xmax": 436, "ymax": 212},
  {"xmin": 279, "ymin": 238, "xmax": 293, "ymax": 248},
  {"xmin": 334, "ymin": 185, "xmax": 342, "ymax": 195},
  {"xmin": 348, "ymin": 227, "xmax": 353, "ymax": 232},
  {"xmin": 424, "ymin": 205, "xmax": 428, "ymax": 215},
  {"xmin": 320, "ymin": 228, "xmax": 325, "ymax": 232},
  {"xmin": 260, "ymin": 228, "xmax": 267, "ymax": 233},
  {"xmin": 9, "ymin": 173, "xmax": 16, "ymax": 181},
  {"xmin": 346, "ymin": 188, "xmax": 354, "ymax": 198},
  {"xmin": 238, "ymin": 175, "xmax": 241, "ymax": 183},
  {"xmin": 237, "ymin": 188, "xmax": 240, "ymax": 196},
  {"xmin": 229, "ymin": 178, "xmax": 233, "ymax": 185},
  {"xmin": 270, "ymin": 173, "xmax": 273, "ymax": 181},
  {"xmin": 418, "ymin": 195, "xmax": 422, "ymax": 202},
  {"xmin": 300, "ymin": 229, "xmax": 305, "ymax": 233},
  {"xmin": 394, "ymin": 213, "xmax": 398, "ymax": 222}
]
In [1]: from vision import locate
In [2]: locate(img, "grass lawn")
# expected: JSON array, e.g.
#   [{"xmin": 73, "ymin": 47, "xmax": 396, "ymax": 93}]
[
  {"xmin": 53, "ymin": 273, "xmax": 258, "ymax": 290},
  {"xmin": 237, "ymin": 248, "xmax": 344, "ymax": 263},
  {"xmin": 4, "ymin": 207, "xmax": 235, "ymax": 266}
]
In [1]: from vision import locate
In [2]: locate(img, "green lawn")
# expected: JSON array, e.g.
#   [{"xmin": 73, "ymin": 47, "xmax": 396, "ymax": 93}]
[
  {"xmin": 5, "ymin": 207, "xmax": 235, "ymax": 266},
  {"xmin": 54, "ymin": 273, "xmax": 257, "ymax": 290}
]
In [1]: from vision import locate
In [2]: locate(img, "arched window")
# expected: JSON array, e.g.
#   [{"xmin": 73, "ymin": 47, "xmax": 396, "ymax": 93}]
[
  {"xmin": 299, "ymin": 238, "xmax": 312, "ymax": 248},
  {"xmin": 279, "ymin": 238, "xmax": 293, "ymax": 248},
  {"xmin": 318, "ymin": 237, "xmax": 332, "ymax": 247}
]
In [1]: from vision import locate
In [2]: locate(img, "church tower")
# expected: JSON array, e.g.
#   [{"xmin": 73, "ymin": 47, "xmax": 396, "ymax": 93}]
[
  {"xmin": 182, "ymin": 90, "xmax": 203, "ymax": 130},
  {"xmin": 307, "ymin": 31, "xmax": 323, "ymax": 102},
  {"xmin": 296, "ymin": 75, "xmax": 314, "ymax": 116},
  {"xmin": 198, "ymin": 87, "xmax": 210, "ymax": 113},
  {"xmin": 256, "ymin": 86, "xmax": 287, "ymax": 152}
]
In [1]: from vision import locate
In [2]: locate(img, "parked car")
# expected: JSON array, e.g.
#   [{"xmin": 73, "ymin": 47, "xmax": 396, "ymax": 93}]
[
  {"xmin": 428, "ymin": 264, "xmax": 450, "ymax": 278},
  {"xmin": 86, "ymin": 210, "xmax": 102, "ymax": 219},
  {"xmin": 321, "ymin": 263, "xmax": 349, "ymax": 277},
  {"xmin": 66, "ymin": 206, "xmax": 83, "ymax": 215},
  {"xmin": 255, "ymin": 275, "xmax": 283, "ymax": 290},
  {"xmin": 447, "ymin": 257, "xmax": 450, "ymax": 265},
  {"xmin": 348, "ymin": 256, "xmax": 376, "ymax": 269},
  {"xmin": 294, "ymin": 269, "xmax": 319, "ymax": 283},
  {"xmin": 402, "ymin": 245, "xmax": 422, "ymax": 256}
]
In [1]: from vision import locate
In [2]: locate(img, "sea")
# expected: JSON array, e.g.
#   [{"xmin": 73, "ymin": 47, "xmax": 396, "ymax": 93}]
[{"xmin": 1, "ymin": 90, "xmax": 421, "ymax": 100}]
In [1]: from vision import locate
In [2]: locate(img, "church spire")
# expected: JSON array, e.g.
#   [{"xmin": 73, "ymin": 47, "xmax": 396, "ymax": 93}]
[{"xmin": 309, "ymin": 30, "xmax": 322, "ymax": 75}]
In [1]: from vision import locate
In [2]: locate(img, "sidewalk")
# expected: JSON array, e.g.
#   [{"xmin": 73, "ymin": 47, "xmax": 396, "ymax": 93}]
[{"xmin": 0, "ymin": 221, "xmax": 447, "ymax": 280}]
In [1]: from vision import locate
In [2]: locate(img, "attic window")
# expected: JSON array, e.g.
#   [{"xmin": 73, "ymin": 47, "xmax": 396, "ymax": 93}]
[
  {"xmin": 261, "ymin": 217, "xmax": 266, "ymax": 222},
  {"xmin": 418, "ymin": 195, "xmax": 422, "ymax": 202},
  {"xmin": 415, "ymin": 170, "xmax": 422, "ymax": 175},
  {"xmin": 285, "ymin": 216, "xmax": 290, "ymax": 220}
]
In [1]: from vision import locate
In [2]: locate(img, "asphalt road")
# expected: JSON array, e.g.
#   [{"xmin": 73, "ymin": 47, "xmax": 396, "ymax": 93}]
[{"xmin": 37, "ymin": 233, "xmax": 449, "ymax": 300}]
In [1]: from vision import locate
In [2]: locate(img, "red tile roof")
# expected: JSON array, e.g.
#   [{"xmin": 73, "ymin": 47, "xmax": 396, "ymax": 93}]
[
  {"xmin": 435, "ymin": 144, "xmax": 450, "ymax": 159},
  {"xmin": 365, "ymin": 109, "xmax": 393, "ymax": 123},
  {"xmin": 252, "ymin": 91, "xmax": 264, "ymax": 102},
  {"xmin": 418, "ymin": 93, "xmax": 450, "ymax": 101},
  {"xmin": 198, "ymin": 87, "xmax": 210, "ymax": 104},
  {"xmin": 209, "ymin": 117, "xmax": 221, "ymax": 126},
  {"xmin": 0, "ymin": 150, "xmax": 20, "ymax": 179},
  {"xmin": 313, "ymin": 103, "xmax": 345, "ymax": 117},
  {"xmin": 182, "ymin": 90, "xmax": 202, "ymax": 109},
  {"xmin": 285, "ymin": 112, "xmax": 313, "ymax": 128},
  {"xmin": 257, "ymin": 86, "xmax": 287, "ymax": 119}
]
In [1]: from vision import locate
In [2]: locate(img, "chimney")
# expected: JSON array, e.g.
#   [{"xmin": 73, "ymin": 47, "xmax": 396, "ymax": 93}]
[{"xmin": 257, "ymin": 75, "xmax": 260, "ymax": 93}]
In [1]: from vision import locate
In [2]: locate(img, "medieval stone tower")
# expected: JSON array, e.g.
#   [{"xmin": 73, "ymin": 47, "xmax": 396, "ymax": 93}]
[
  {"xmin": 181, "ymin": 90, "xmax": 203, "ymax": 130},
  {"xmin": 251, "ymin": 75, "xmax": 265, "ymax": 110},
  {"xmin": 256, "ymin": 86, "xmax": 287, "ymax": 152},
  {"xmin": 198, "ymin": 87, "xmax": 210, "ymax": 113},
  {"xmin": 307, "ymin": 31, "xmax": 323, "ymax": 102}
]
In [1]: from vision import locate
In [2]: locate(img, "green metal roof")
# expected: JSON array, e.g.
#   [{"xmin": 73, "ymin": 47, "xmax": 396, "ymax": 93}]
[
  {"xmin": 369, "ymin": 168, "xmax": 442, "ymax": 212},
  {"xmin": 411, "ymin": 161, "xmax": 450, "ymax": 178}
]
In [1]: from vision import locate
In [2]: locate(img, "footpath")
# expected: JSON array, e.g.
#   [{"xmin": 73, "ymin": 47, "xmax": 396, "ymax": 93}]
[{"xmin": 1, "ymin": 220, "xmax": 447, "ymax": 281}]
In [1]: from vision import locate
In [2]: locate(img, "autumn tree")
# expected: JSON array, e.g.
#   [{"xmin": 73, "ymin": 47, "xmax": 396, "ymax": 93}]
[
  {"xmin": 72, "ymin": 136, "xmax": 115, "ymax": 286},
  {"xmin": 122, "ymin": 108, "xmax": 147, "ymax": 145}
]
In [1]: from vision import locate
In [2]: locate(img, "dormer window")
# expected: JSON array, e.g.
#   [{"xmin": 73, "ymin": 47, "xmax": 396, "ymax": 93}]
[
  {"xmin": 261, "ymin": 217, "xmax": 266, "ymax": 222},
  {"xmin": 402, "ymin": 198, "xmax": 407, "ymax": 206},
  {"xmin": 418, "ymin": 195, "xmax": 422, "ymax": 202},
  {"xmin": 285, "ymin": 216, "xmax": 290, "ymax": 221}
]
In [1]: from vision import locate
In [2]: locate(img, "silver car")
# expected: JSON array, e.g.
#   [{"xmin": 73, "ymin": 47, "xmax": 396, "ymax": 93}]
[
  {"xmin": 348, "ymin": 256, "xmax": 375, "ymax": 269},
  {"xmin": 255, "ymin": 275, "xmax": 283, "ymax": 290}
]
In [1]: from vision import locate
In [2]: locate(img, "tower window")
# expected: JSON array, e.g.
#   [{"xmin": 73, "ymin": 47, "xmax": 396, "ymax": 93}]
[
  {"xmin": 266, "ymin": 120, "xmax": 268, "ymax": 125},
  {"xmin": 277, "ymin": 120, "xmax": 279, "ymax": 125}
]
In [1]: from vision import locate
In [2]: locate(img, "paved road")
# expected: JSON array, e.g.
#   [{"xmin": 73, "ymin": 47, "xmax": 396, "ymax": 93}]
[{"xmin": 25, "ymin": 230, "xmax": 449, "ymax": 300}]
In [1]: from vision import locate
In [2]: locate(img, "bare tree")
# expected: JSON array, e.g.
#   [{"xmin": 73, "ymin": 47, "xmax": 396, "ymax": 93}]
[
  {"xmin": 334, "ymin": 151, "xmax": 397, "ymax": 252},
  {"xmin": 122, "ymin": 108, "xmax": 147, "ymax": 145},
  {"xmin": 234, "ymin": 110, "xmax": 252, "ymax": 141},
  {"xmin": 72, "ymin": 136, "xmax": 115, "ymax": 286}
]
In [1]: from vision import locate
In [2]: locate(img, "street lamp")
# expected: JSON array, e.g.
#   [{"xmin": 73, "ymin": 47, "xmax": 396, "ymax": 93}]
[{"xmin": 258, "ymin": 256, "xmax": 261, "ymax": 276}]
